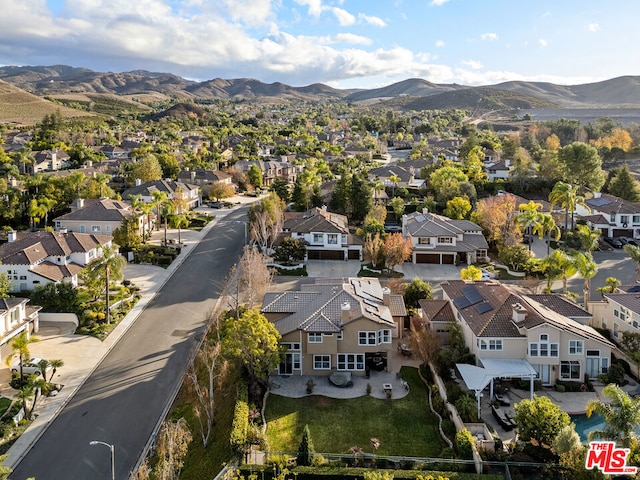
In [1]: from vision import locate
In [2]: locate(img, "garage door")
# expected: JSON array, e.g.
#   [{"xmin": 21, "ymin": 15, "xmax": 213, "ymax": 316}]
[
  {"xmin": 442, "ymin": 254, "xmax": 455, "ymax": 264},
  {"xmin": 348, "ymin": 249, "xmax": 360, "ymax": 260},
  {"xmin": 613, "ymin": 229, "xmax": 633, "ymax": 238},
  {"xmin": 416, "ymin": 253, "xmax": 439, "ymax": 264},
  {"xmin": 307, "ymin": 249, "xmax": 343, "ymax": 260}
]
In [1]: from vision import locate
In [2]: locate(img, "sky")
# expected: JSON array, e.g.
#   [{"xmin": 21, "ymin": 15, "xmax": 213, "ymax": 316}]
[{"xmin": 1, "ymin": 0, "xmax": 640, "ymax": 89}]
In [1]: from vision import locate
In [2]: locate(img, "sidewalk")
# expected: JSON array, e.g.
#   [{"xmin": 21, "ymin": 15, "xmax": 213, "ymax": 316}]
[{"xmin": 3, "ymin": 197, "xmax": 253, "ymax": 468}]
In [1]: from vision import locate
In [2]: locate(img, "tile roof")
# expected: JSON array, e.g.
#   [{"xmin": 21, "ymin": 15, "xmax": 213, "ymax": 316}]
[
  {"xmin": 586, "ymin": 193, "xmax": 640, "ymax": 215},
  {"xmin": 284, "ymin": 208, "xmax": 349, "ymax": 234},
  {"xmin": 31, "ymin": 261, "xmax": 84, "ymax": 281},
  {"xmin": 122, "ymin": 179, "xmax": 198, "ymax": 199},
  {"xmin": 0, "ymin": 232, "xmax": 110, "ymax": 265},
  {"xmin": 524, "ymin": 294, "xmax": 591, "ymax": 319},
  {"xmin": 418, "ymin": 299, "xmax": 455, "ymax": 323},
  {"xmin": 53, "ymin": 198, "xmax": 134, "ymax": 222},
  {"xmin": 605, "ymin": 293, "xmax": 640, "ymax": 314}
]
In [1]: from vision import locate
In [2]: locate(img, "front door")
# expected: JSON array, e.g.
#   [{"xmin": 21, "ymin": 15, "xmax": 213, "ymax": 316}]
[
  {"xmin": 540, "ymin": 364, "xmax": 550, "ymax": 385},
  {"xmin": 586, "ymin": 350, "xmax": 600, "ymax": 378},
  {"xmin": 279, "ymin": 353, "xmax": 294, "ymax": 375}
]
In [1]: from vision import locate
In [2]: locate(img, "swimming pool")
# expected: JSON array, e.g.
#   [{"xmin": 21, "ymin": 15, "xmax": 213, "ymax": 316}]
[{"xmin": 570, "ymin": 413, "xmax": 606, "ymax": 443}]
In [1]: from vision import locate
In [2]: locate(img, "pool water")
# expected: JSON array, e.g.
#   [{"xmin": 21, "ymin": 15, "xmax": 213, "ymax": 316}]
[{"xmin": 570, "ymin": 413, "xmax": 606, "ymax": 443}]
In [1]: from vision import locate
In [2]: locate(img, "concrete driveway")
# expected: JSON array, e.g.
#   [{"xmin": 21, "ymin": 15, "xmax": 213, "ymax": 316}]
[{"xmin": 305, "ymin": 260, "xmax": 461, "ymax": 284}]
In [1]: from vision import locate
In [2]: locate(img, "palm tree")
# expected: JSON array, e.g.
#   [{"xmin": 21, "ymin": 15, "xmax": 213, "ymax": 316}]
[
  {"xmin": 573, "ymin": 251, "xmax": 598, "ymax": 306},
  {"xmin": 586, "ymin": 384, "xmax": 640, "ymax": 448},
  {"xmin": 624, "ymin": 244, "xmax": 640, "ymax": 283},
  {"xmin": 389, "ymin": 174, "xmax": 401, "ymax": 197},
  {"xmin": 534, "ymin": 212, "xmax": 560, "ymax": 256},
  {"xmin": 151, "ymin": 191, "xmax": 169, "ymax": 231},
  {"xmin": 5, "ymin": 331, "xmax": 39, "ymax": 378},
  {"xmin": 47, "ymin": 359, "xmax": 64, "ymax": 382},
  {"xmin": 28, "ymin": 199, "xmax": 47, "ymax": 231},
  {"xmin": 95, "ymin": 173, "xmax": 111, "ymax": 198},
  {"xmin": 575, "ymin": 224, "xmax": 601, "ymax": 252},
  {"xmin": 16, "ymin": 383, "xmax": 34, "ymax": 420},
  {"xmin": 27, "ymin": 376, "xmax": 47, "ymax": 419},
  {"xmin": 516, "ymin": 200, "xmax": 543, "ymax": 251},
  {"xmin": 548, "ymin": 182, "xmax": 588, "ymax": 245},
  {"xmin": 87, "ymin": 244, "xmax": 127, "ymax": 324},
  {"xmin": 170, "ymin": 214, "xmax": 190, "ymax": 244},
  {"xmin": 543, "ymin": 250, "xmax": 577, "ymax": 294},
  {"xmin": 596, "ymin": 277, "xmax": 621, "ymax": 299}
]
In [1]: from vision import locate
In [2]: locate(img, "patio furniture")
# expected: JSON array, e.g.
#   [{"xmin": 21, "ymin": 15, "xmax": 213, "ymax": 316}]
[
  {"xmin": 329, "ymin": 371, "xmax": 352, "ymax": 388},
  {"xmin": 398, "ymin": 344, "xmax": 413, "ymax": 357},
  {"xmin": 491, "ymin": 405, "xmax": 514, "ymax": 431},
  {"xmin": 494, "ymin": 390, "xmax": 511, "ymax": 406},
  {"xmin": 383, "ymin": 383, "xmax": 393, "ymax": 394}
]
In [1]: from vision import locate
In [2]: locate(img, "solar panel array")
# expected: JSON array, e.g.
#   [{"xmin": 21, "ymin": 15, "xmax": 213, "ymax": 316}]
[
  {"xmin": 475, "ymin": 301, "xmax": 493, "ymax": 314},
  {"xmin": 453, "ymin": 285, "xmax": 494, "ymax": 314}
]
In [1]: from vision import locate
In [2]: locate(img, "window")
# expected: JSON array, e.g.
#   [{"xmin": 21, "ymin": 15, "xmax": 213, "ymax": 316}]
[
  {"xmin": 438, "ymin": 237, "xmax": 453, "ymax": 244},
  {"xmin": 341, "ymin": 234, "xmax": 347, "ymax": 244},
  {"xmin": 569, "ymin": 340, "xmax": 584, "ymax": 355},
  {"xmin": 378, "ymin": 329, "xmax": 391, "ymax": 344},
  {"xmin": 560, "ymin": 360, "xmax": 581, "ymax": 380},
  {"xmin": 337, "ymin": 354, "xmax": 365, "ymax": 371},
  {"xmin": 621, "ymin": 215, "xmax": 629, "ymax": 224},
  {"xmin": 478, "ymin": 339, "xmax": 502, "ymax": 351},
  {"xmin": 529, "ymin": 343, "xmax": 538, "ymax": 357},
  {"xmin": 614, "ymin": 323, "xmax": 619, "ymax": 337},
  {"xmin": 634, "ymin": 215, "xmax": 640, "ymax": 224},
  {"xmin": 313, "ymin": 355, "xmax": 330, "ymax": 370},
  {"xmin": 539, "ymin": 343, "xmax": 548, "ymax": 357},
  {"xmin": 610, "ymin": 213, "xmax": 616, "ymax": 223},
  {"xmin": 282, "ymin": 342, "xmax": 301, "ymax": 351},
  {"xmin": 477, "ymin": 249, "xmax": 487, "ymax": 258},
  {"xmin": 614, "ymin": 309, "xmax": 619, "ymax": 318},
  {"xmin": 602, "ymin": 357, "xmax": 609, "ymax": 374},
  {"xmin": 313, "ymin": 233, "xmax": 323, "ymax": 244},
  {"xmin": 106, "ymin": 225, "xmax": 111, "ymax": 233},
  {"xmin": 550, "ymin": 343, "xmax": 559, "ymax": 357},
  {"xmin": 80, "ymin": 225, "xmax": 86, "ymax": 233},
  {"xmin": 327, "ymin": 234, "xmax": 338, "ymax": 245},
  {"xmin": 91, "ymin": 225, "xmax": 101, "ymax": 232},
  {"xmin": 418, "ymin": 237, "xmax": 431, "ymax": 245},
  {"xmin": 359, "ymin": 331, "xmax": 377, "ymax": 345},
  {"xmin": 540, "ymin": 334, "xmax": 549, "ymax": 342},
  {"xmin": 308, "ymin": 333, "xmax": 322, "ymax": 343}
]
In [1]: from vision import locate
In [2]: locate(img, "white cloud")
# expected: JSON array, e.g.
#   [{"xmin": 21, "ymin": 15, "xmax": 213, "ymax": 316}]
[
  {"xmin": 539, "ymin": 38, "xmax": 548, "ymax": 47},
  {"xmin": 358, "ymin": 13, "xmax": 386, "ymax": 27},
  {"xmin": 429, "ymin": 0, "xmax": 450, "ymax": 6},
  {"xmin": 330, "ymin": 7, "xmax": 355, "ymax": 26},
  {"xmin": 317, "ymin": 33, "xmax": 372, "ymax": 45},
  {"xmin": 481, "ymin": 33, "xmax": 499, "ymax": 41},
  {"xmin": 293, "ymin": 0, "xmax": 324, "ymax": 17},
  {"xmin": 435, "ymin": 40, "xmax": 445, "ymax": 47},
  {"xmin": 219, "ymin": 0, "xmax": 276, "ymax": 26},
  {"xmin": 588, "ymin": 23, "xmax": 600, "ymax": 32},
  {"xmin": 461, "ymin": 60, "xmax": 483, "ymax": 70}
]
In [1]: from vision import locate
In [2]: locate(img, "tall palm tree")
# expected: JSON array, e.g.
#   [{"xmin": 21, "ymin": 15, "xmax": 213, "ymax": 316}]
[
  {"xmin": 624, "ymin": 244, "xmax": 640, "ymax": 283},
  {"xmin": 516, "ymin": 200, "xmax": 543, "ymax": 251},
  {"xmin": 575, "ymin": 224, "xmax": 601, "ymax": 252},
  {"xmin": 586, "ymin": 384, "xmax": 640, "ymax": 448},
  {"xmin": 28, "ymin": 199, "xmax": 47, "ymax": 231},
  {"xmin": 151, "ymin": 190, "xmax": 169, "ymax": 231},
  {"xmin": 47, "ymin": 359, "xmax": 64, "ymax": 382},
  {"xmin": 170, "ymin": 214, "xmax": 190, "ymax": 244},
  {"xmin": 27, "ymin": 376, "xmax": 47, "ymax": 419},
  {"xmin": 543, "ymin": 250, "xmax": 577, "ymax": 294},
  {"xmin": 573, "ymin": 251, "xmax": 598, "ymax": 305},
  {"xmin": 548, "ymin": 182, "xmax": 588, "ymax": 245},
  {"xmin": 389, "ymin": 174, "xmax": 401, "ymax": 197},
  {"xmin": 596, "ymin": 277, "xmax": 621, "ymax": 299},
  {"xmin": 5, "ymin": 331, "xmax": 39, "ymax": 378},
  {"xmin": 87, "ymin": 244, "xmax": 127, "ymax": 324},
  {"xmin": 534, "ymin": 212, "xmax": 560, "ymax": 256}
]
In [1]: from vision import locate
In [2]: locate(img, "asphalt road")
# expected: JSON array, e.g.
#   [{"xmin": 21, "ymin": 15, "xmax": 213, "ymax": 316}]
[
  {"xmin": 567, "ymin": 247, "xmax": 636, "ymax": 301},
  {"xmin": 10, "ymin": 209, "xmax": 248, "ymax": 480}
]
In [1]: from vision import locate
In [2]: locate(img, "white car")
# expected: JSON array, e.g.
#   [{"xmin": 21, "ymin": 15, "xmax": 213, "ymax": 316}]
[
  {"xmin": 11, "ymin": 357, "xmax": 51, "ymax": 376},
  {"xmin": 480, "ymin": 269, "xmax": 497, "ymax": 281}
]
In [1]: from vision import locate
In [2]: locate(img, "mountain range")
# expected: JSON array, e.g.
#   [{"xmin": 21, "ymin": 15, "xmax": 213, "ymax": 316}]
[{"xmin": 3, "ymin": 65, "xmax": 640, "ymax": 112}]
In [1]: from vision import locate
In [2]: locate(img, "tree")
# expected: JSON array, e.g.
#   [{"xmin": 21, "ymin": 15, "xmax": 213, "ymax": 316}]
[
  {"xmin": 169, "ymin": 213, "xmax": 190, "ymax": 244},
  {"xmin": 460, "ymin": 265, "xmax": 482, "ymax": 281},
  {"xmin": 86, "ymin": 244, "xmax": 127, "ymax": 324},
  {"xmin": 273, "ymin": 237, "xmax": 305, "ymax": 265},
  {"xmin": 5, "ymin": 331, "xmax": 39, "ymax": 378},
  {"xmin": 48, "ymin": 358, "xmax": 64, "ymax": 382},
  {"xmin": 0, "ymin": 273, "xmax": 11, "ymax": 298},
  {"xmin": 558, "ymin": 142, "xmax": 606, "ymax": 193},
  {"xmin": 155, "ymin": 417, "xmax": 192, "ymax": 480},
  {"xmin": 498, "ymin": 245, "xmax": 531, "ymax": 272},
  {"xmin": 443, "ymin": 196, "xmax": 471, "ymax": 220},
  {"xmin": 113, "ymin": 217, "xmax": 142, "ymax": 249},
  {"xmin": 596, "ymin": 276, "xmax": 621, "ymax": 298},
  {"xmin": 624, "ymin": 244, "xmax": 640, "ymax": 282},
  {"xmin": 574, "ymin": 224, "xmax": 601, "ymax": 253},
  {"xmin": 586, "ymin": 384, "xmax": 640, "ymax": 448},
  {"xmin": 247, "ymin": 164, "xmax": 263, "ymax": 189},
  {"xmin": 389, "ymin": 196, "xmax": 405, "ymax": 219},
  {"xmin": 152, "ymin": 190, "xmax": 170, "ymax": 231},
  {"xmin": 455, "ymin": 395, "xmax": 478, "ymax": 423},
  {"xmin": 269, "ymin": 177, "xmax": 290, "ymax": 202},
  {"xmin": 383, "ymin": 233, "xmax": 412, "ymax": 271},
  {"xmin": 247, "ymin": 193, "xmax": 285, "ymax": 253},
  {"xmin": 545, "ymin": 249, "xmax": 577, "ymax": 294},
  {"xmin": 573, "ymin": 251, "xmax": 597, "ymax": 305},
  {"xmin": 30, "ymin": 282, "xmax": 80, "ymax": 313},
  {"xmin": 471, "ymin": 194, "xmax": 520, "ymax": 247},
  {"xmin": 0, "ymin": 454, "xmax": 13, "ymax": 480},
  {"xmin": 516, "ymin": 200, "xmax": 543, "ymax": 251},
  {"xmin": 549, "ymin": 181, "xmax": 588, "ymax": 242},
  {"xmin": 514, "ymin": 395, "xmax": 570, "ymax": 447},
  {"xmin": 620, "ymin": 331, "xmax": 640, "ymax": 378},
  {"xmin": 364, "ymin": 233, "xmax": 384, "ymax": 268},
  {"xmin": 221, "ymin": 309, "xmax": 282, "ymax": 387},
  {"xmin": 130, "ymin": 154, "xmax": 163, "ymax": 183},
  {"xmin": 607, "ymin": 163, "xmax": 640, "ymax": 202},
  {"xmin": 208, "ymin": 182, "xmax": 235, "ymax": 201},
  {"xmin": 429, "ymin": 165, "xmax": 469, "ymax": 203},
  {"xmin": 389, "ymin": 174, "xmax": 401, "ymax": 197},
  {"xmin": 349, "ymin": 173, "xmax": 372, "ymax": 222},
  {"xmin": 403, "ymin": 278, "xmax": 433, "ymax": 309},
  {"xmin": 410, "ymin": 319, "xmax": 439, "ymax": 364},
  {"xmin": 534, "ymin": 212, "xmax": 560, "ymax": 256},
  {"xmin": 297, "ymin": 424, "xmax": 316, "ymax": 466},
  {"xmin": 552, "ymin": 424, "xmax": 581, "ymax": 456}
]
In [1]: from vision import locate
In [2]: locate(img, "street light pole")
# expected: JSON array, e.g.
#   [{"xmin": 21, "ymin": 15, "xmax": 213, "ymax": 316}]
[{"xmin": 90, "ymin": 440, "xmax": 115, "ymax": 480}]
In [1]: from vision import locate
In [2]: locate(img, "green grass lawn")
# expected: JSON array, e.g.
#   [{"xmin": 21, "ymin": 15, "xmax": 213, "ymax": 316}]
[{"xmin": 265, "ymin": 367, "xmax": 445, "ymax": 457}]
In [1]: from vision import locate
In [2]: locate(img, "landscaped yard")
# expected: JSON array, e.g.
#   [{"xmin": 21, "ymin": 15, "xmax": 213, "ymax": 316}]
[{"xmin": 265, "ymin": 367, "xmax": 446, "ymax": 457}]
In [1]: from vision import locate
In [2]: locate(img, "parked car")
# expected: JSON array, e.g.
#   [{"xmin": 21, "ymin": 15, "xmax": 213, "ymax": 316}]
[
  {"xmin": 384, "ymin": 222, "xmax": 402, "ymax": 233},
  {"xmin": 603, "ymin": 236, "xmax": 623, "ymax": 248},
  {"xmin": 619, "ymin": 237, "xmax": 640, "ymax": 247},
  {"xmin": 11, "ymin": 357, "xmax": 51, "ymax": 376}
]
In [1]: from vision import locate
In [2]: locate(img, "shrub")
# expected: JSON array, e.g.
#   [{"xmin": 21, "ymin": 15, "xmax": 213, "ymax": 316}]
[
  {"xmin": 555, "ymin": 384, "xmax": 566, "ymax": 393},
  {"xmin": 230, "ymin": 382, "xmax": 249, "ymax": 454},
  {"xmin": 297, "ymin": 424, "xmax": 316, "ymax": 467},
  {"xmin": 455, "ymin": 429, "xmax": 475, "ymax": 459}
]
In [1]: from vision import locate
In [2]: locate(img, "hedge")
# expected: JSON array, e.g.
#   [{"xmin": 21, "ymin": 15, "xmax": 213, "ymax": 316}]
[{"xmin": 230, "ymin": 382, "xmax": 249, "ymax": 454}]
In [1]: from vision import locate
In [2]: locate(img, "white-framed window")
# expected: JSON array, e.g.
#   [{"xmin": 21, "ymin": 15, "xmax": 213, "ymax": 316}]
[
  {"xmin": 489, "ymin": 339, "xmax": 503, "ymax": 350},
  {"xmin": 478, "ymin": 339, "xmax": 503, "ymax": 351},
  {"xmin": 418, "ymin": 237, "xmax": 431, "ymax": 245},
  {"xmin": 313, "ymin": 355, "xmax": 331, "ymax": 370},
  {"xmin": 569, "ymin": 340, "xmax": 584, "ymax": 355},
  {"xmin": 359, "ymin": 331, "xmax": 377, "ymax": 346},
  {"xmin": 378, "ymin": 329, "xmax": 391, "ymax": 344},
  {"xmin": 106, "ymin": 225, "xmax": 112, "ymax": 233},
  {"xmin": 550, "ymin": 343, "xmax": 558, "ymax": 357},
  {"xmin": 540, "ymin": 334, "xmax": 549, "ymax": 342},
  {"xmin": 438, "ymin": 237, "xmax": 453, "ymax": 244},
  {"xmin": 308, "ymin": 333, "xmax": 323, "ymax": 343},
  {"xmin": 614, "ymin": 309, "xmax": 619, "ymax": 318},
  {"xmin": 313, "ymin": 233, "xmax": 323, "ymax": 244},
  {"xmin": 282, "ymin": 342, "xmax": 301, "ymax": 351},
  {"xmin": 540, "ymin": 343, "xmax": 548, "ymax": 357},
  {"xmin": 560, "ymin": 360, "xmax": 581, "ymax": 380},
  {"xmin": 633, "ymin": 215, "xmax": 640, "ymax": 224},
  {"xmin": 614, "ymin": 323, "xmax": 619, "ymax": 337},
  {"xmin": 327, "ymin": 234, "xmax": 338, "ymax": 245},
  {"xmin": 529, "ymin": 343, "xmax": 538, "ymax": 357},
  {"xmin": 477, "ymin": 249, "xmax": 487, "ymax": 258},
  {"xmin": 621, "ymin": 215, "xmax": 629, "ymax": 224},
  {"xmin": 91, "ymin": 225, "xmax": 101, "ymax": 232},
  {"xmin": 337, "ymin": 353, "xmax": 365, "ymax": 371}
]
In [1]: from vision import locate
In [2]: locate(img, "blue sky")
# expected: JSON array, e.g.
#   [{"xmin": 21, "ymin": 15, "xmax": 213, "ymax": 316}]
[{"xmin": 1, "ymin": 0, "xmax": 639, "ymax": 89}]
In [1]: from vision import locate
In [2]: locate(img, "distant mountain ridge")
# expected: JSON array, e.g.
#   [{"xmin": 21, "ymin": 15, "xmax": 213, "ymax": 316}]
[{"xmin": 2, "ymin": 65, "xmax": 640, "ymax": 108}]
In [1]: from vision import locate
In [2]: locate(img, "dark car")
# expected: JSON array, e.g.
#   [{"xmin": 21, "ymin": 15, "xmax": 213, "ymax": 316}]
[
  {"xmin": 384, "ymin": 222, "xmax": 402, "ymax": 233},
  {"xmin": 603, "ymin": 236, "xmax": 623, "ymax": 248},
  {"xmin": 208, "ymin": 202, "xmax": 223, "ymax": 209},
  {"xmin": 620, "ymin": 237, "xmax": 640, "ymax": 247}
]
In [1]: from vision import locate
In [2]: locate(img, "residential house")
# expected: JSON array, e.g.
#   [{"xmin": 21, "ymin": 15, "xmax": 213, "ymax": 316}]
[
  {"xmin": 234, "ymin": 160, "xmax": 301, "ymax": 187},
  {"xmin": 261, "ymin": 277, "xmax": 407, "ymax": 376},
  {"xmin": 428, "ymin": 280, "xmax": 614, "ymax": 385},
  {"xmin": 588, "ymin": 286, "xmax": 640, "ymax": 343},
  {"xmin": 282, "ymin": 207, "xmax": 363, "ymax": 260},
  {"xmin": 0, "ymin": 231, "xmax": 111, "ymax": 292},
  {"xmin": 0, "ymin": 298, "xmax": 42, "ymax": 365},
  {"xmin": 485, "ymin": 159, "xmax": 511, "ymax": 181},
  {"xmin": 53, "ymin": 198, "xmax": 150, "ymax": 237},
  {"xmin": 26, "ymin": 149, "xmax": 70, "ymax": 174},
  {"xmin": 368, "ymin": 159, "xmax": 428, "ymax": 190},
  {"xmin": 177, "ymin": 169, "xmax": 233, "ymax": 197},
  {"xmin": 577, "ymin": 192, "xmax": 640, "ymax": 239},
  {"xmin": 122, "ymin": 179, "xmax": 201, "ymax": 210},
  {"xmin": 402, "ymin": 210, "xmax": 489, "ymax": 264}
]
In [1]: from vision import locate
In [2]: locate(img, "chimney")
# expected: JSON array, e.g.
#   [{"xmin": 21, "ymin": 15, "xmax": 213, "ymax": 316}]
[
  {"xmin": 59, "ymin": 227, "xmax": 68, "ymax": 234},
  {"xmin": 135, "ymin": 178, "xmax": 142, "ymax": 187},
  {"xmin": 7, "ymin": 231, "xmax": 16, "ymax": 243},
  {"xmin": 594, "ymin": 191, "xmax": 602, "ymax": 199},
  {"xmin": 382, "ymin": 287, "xmax": 391, "ymax": 306},
  {"xmin": 190, "ymin": 171, "xmax": 196, "ymax": 183},
  {"xmin": 341, "ymin": 302, "xmax": 351, "ymax": 322},
  {"xmin": 422, "ymin": 207, "xmax": 429, "ymax": 214},
  {"xmin": 71, "ymin": 198, "xmax": 85, "ymax": 212},
  {"xmin": 86, "ymin": 160, "xmax": 93, "ymax": 168},
  {"xmin": 512, "ymin": 303, "xmax": 528, "ymax": 323}
]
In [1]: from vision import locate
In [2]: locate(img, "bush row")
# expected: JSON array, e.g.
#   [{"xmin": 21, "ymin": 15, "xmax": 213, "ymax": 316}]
[{"xmin": 230, "ymin": 382, "xmax": 249, "ymax": 454}]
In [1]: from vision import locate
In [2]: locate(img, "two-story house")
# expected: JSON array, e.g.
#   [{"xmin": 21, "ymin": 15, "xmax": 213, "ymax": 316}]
[
  {"xmin": 429, "ymin": 280, "xmax": 614, "ymax": 386},
  {"xmin": 0, "ymin": 298, "xmax": 42, "ymax": 365},
  {"xmin": 402, "ymin": 210, "xmax": 489, "ymax": 265},
  {"xmin": 0, "ymin": 231, "xmax": 111, "ymax": 292},
  {"xmin": 282, "ymin": 207, "xmax": 363, "ymax": 261},
  {"xmin": 261, "ymin": 277, "xmax": 407, "ymax": 376},
  {"xmin": 26, "ymin": 149, "xmax": 71, "ymax": 174},
  {"xmin": 53, "ymin": 198, "xmax": 149, "ymax": 237},
  {"xmin": 589, "ymin": 286, "xmax": 640, "ymax": 342},
  {"xmin": 577, "ymin": 192, "xmax": 640, "ymax": 239},
  {"xmin": 122, "ymin": 179, "xmax": 201, "ymax": 210}
]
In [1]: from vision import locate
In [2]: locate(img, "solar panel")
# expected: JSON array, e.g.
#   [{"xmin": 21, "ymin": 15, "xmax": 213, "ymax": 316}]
[
  {"xmin": 454, "ymin": 296, "xmax": 472, "ymax": 309},
  {"xmin": 462, "ymin": 285, "xmax": 484, "ymax": 306},
  {"xmin": 589, "ymin": 198, "xmax": 612, "ymax": 207},
  {"xmin": 475, "ymin": 302, "xmax": 493, "ymax": 314},
  {"xmin": 628, "ymin": 286, "xmax": 640, "ymax": 293}
]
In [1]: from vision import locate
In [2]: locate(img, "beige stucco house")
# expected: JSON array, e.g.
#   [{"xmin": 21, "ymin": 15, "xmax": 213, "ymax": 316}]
[
  {"xmin": 261, "ymin": 278, "xmax": 406, "ymax": 376},
  {"xmin": 0, "ymin": 298, "xmax": 42, "ymax": 365}
]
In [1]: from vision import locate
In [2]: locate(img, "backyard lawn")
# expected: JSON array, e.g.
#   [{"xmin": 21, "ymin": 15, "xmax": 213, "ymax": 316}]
[{"xmin": 265, "ymin": 367, "xmax": 446, "ymax": 457}]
